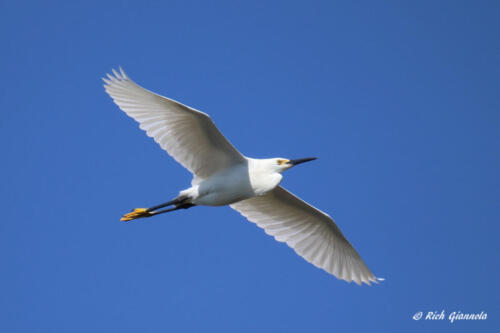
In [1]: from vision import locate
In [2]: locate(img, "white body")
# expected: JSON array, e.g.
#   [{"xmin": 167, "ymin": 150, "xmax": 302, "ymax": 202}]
[
  {"xmin": 181, "ymin": 158, "xmax": 283, "ymax": 206},
  {"xmin": 103, "ymin": 68, "xmax": 379, "ymax": 285}
]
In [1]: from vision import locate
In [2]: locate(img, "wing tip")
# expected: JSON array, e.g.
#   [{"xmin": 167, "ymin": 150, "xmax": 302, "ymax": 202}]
[
  {"xmin": 331, "ymin": 268, "xmax": 383, "ymax": 286},
  {"xmin": 359, "ymin": 276, "xmax": 385, "ymax": 286},
  {"xmin": 103, "ymin": 66, "xmax": 130, "ymax": 87}
]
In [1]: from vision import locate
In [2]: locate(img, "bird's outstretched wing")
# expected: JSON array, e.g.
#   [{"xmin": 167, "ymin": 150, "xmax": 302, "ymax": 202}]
[
  {"xmin": 103, "ymin": 68, "xmax": 246, "ymax": 179},
  {"xmin": 230, "ymin": 186, "xmax": 377, "ymax": 285}
]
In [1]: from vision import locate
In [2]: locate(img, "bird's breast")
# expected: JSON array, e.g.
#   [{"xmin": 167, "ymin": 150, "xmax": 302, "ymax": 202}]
[
  {"xmin": 189, "ymin": 165, "xmax": 283, "ymax": 206},
  {"xmin": 191, "ymin": 165, "xmax": 255, "ymax": 206},
  {"xmin": 248, "ymin": 171, "xmax": 283, "ymax": 196}
]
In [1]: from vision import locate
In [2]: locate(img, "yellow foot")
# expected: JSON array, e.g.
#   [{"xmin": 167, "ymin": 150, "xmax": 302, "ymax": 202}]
[{"xmin": 121, "ymin": 208, "xmax": 152, "ymax": 222}]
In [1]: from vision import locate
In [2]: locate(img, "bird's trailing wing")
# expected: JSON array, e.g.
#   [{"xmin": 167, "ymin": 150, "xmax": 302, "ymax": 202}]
[
  {"xmin": 230, "ymin": 186, "xmax": 377, "ymax": 285},
  {"xmin": 103, "ymin": 68, "xmax": 246, "ymax": 179}
]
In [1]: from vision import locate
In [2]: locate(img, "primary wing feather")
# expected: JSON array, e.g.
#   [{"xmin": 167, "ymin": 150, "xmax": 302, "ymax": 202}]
[
  {"xmin": 103, "ymin": 68, "xmax": 245, "ymax": 179},
  {"xmin": 231, "ymin": 186, "xmax": 376, "ymax": 285}
]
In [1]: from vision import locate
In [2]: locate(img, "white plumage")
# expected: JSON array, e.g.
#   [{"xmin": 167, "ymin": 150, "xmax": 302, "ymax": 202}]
[{"xmin": 104, "ymin": 68, "xmax": 379, "ymax": 285}]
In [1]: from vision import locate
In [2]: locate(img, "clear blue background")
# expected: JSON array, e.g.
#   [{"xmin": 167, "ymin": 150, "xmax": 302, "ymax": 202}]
[{"xmin": 1, "ymin": 1, "xmax": 498, "ymax": 332}]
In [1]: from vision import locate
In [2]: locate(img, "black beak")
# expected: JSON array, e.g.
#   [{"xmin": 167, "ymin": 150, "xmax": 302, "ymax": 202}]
[{"xmin": 288, "ymin": 157, "xmax": 317, "ymax": 166}]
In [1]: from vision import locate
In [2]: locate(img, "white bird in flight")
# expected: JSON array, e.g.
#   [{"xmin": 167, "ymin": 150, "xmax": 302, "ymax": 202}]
[{"xmin": 103, "ymin": 68, "xmax": 379, "ymax": 285}]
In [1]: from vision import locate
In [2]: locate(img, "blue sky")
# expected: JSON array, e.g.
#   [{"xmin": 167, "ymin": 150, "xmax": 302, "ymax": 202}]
[{"xmin": 1, "ymin": 1, "xmax": 499, "ymax": 332}]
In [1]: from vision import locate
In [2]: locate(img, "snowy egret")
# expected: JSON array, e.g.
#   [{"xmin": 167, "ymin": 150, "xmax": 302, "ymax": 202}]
[{"xmin": 104, "ymin": 68, "xmax": 379, "ymax": 285}]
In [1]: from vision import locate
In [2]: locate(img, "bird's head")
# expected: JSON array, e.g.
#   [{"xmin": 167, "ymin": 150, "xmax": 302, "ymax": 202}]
[{"xmin": 270, "ymin": 157, "xmax": 318, "ymax": 173}]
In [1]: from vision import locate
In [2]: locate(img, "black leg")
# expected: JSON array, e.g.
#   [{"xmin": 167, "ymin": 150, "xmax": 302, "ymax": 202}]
[
  {"xmin": 146, "ymin": 197, "xmax": 186, "ymax": 212},
  {"xmin": 121, "ymin": 197, "xmax": 195, "ymax": 221},
  {"xmin": 149, "ymin": 202, "xmax": 196, "ymax": 216}
]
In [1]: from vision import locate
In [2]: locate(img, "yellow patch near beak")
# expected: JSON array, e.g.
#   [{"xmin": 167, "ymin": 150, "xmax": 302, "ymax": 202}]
[{"xmin": 278, "ymin": 159, "xmax": 290, "ymax": 165}]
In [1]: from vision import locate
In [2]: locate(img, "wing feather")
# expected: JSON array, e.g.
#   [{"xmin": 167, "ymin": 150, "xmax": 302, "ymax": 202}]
[
  {"xmin": 231, "ymin": 186, "xmax": 377, "ymax": 285},
  {"xmin": 103, "ymin": 68, "xmax": 245, "ymax": 179}
]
